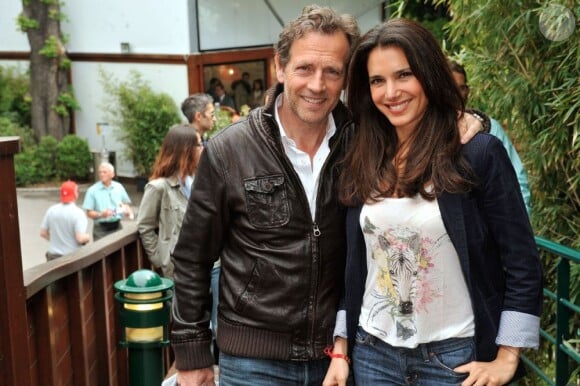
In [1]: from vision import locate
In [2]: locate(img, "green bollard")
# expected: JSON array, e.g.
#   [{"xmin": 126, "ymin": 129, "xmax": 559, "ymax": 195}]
[{"xmin": 114, "ymin": 269, "xmax": 173, "ymax": 386}]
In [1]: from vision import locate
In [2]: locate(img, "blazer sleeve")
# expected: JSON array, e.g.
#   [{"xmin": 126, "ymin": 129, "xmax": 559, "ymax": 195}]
[{"xmin": 467, "ymin": 134, "xmax": 543, "ymax": 348}]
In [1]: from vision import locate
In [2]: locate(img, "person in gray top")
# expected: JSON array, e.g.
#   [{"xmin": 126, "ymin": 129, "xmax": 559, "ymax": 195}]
[{"xmin": 40, "ymin": 180, "xmax": 90, "ymax": 260}]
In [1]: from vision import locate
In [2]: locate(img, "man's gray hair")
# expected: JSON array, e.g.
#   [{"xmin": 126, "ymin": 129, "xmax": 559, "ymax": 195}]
[
  {"xmin": 181, "ymin": 93, "xmax": 214, "ymax": 123},
  {"xmin": 275, "ymin": 5, "xmax": 360, "ymax": 70}
]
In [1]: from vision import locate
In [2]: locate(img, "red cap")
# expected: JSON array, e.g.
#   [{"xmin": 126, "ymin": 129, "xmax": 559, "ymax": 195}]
[{"xmin": 60, "ymin": 181, "xmax": 78, "ymax": 203}]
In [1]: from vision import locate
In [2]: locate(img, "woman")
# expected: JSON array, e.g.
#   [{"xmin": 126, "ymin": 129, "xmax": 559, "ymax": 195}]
[
  {"xmin": 323, "ymin": 19, "xmax": 542, "ymax": 386},
  {"xmin": 137, "ymin": 124, "xmax": 202, "ymax": 278},
  {"xmin": 248, "ymin": 78, "xmax": 266, "ymax": 109}
]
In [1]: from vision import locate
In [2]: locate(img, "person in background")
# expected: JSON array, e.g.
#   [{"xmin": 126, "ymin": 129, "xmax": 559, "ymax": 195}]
[
  {"xmin": 248, "ymin": 78, "xmax": 267, "ymax": 109},
  {"xmin": 214, "ymin": 81, "xmax": 236, "ymax": 111},
  {"xmin": 181, "ymin": 93, "xmax": 216, "ymax": 141},
  {"xmin": 137, "ymin": 124, "xmax": 203, "ymax": 278},
  {"xmin": 206, "ymin": 77, "xmax": 221, "ymax": 103},
  {"xmin": 83, "ymin": 162, "xmax": 133, "ymax": 241},
  {"xmin": 449, "ymin": 59, "xmax": 531, "ymax": 214},
  {"xmin": 232, "ymin": 71, "xmax": 252, "ymax": 110},
  {"xmin": 324, "ymin": 19, "xmax": 542, "ymax": 386},
  {"xmin": 40, "ymin": 180, "xmax": 90, "ymax": 260}
]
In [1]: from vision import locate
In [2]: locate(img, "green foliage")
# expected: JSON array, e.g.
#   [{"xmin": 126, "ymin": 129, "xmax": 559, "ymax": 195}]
[
  {"xmin": 16, "ymin": 14, "xmax": 39, "ymax": 31},
  {"xmin": 58, "ymin": 57, "xmax": 71, "ymax": 70},
  {"xmin": 13, "ymin": 135, "xmax": 57, "ymax": 186},
  {"xmin": 39, "ymin": 35, "xmax": 61, "ymax": 58},
  {"xmin": 0, "ymin": 66, "xmax": 31, "ymax": 128},
  {"xmin": 0, "ymin": 116, "xmax": 35, "ymax": 149},
  {"xmin": 35, "ymin": 135, "xmax": 58, "ymax": 180},
  {"xmin": 15, "ymin": 150, "xmax": 45, "ymax": 186},
  {"xmin": 55, "ymin": 134, "xmax": 91, "ymax": 181},
  {"xmin": 424, "ymin": 1, "xmax": 579, "ymax": 383},
  {"xmin": 387, "ymin": 0, "xmax": 451, "ymax": 46},
  {"xmin": 100, "ymin": 69, "xmax": 181, "ymax": 177},
  {"xmin": 435, "ymin": 1, "xmax": 579, "ymax": 248},
  {"xmin": 205, "ymin": 108, "xmax": 234, "ymax": 139},
  {"xmin": 54, "ymin": 89, "xmax": 80, "ymax": 116}
]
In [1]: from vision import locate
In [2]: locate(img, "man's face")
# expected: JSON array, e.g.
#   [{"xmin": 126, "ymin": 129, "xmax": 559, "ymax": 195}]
[
  {"xmin": 98, "ymin": 165, "xmax": 114, "ymax": 184},
  {"xmin": 275, "ymin": 31, "xmax": 349, "ymax": 132},
  {"xmin": 198, "ymin": 102, "xmax": 216, "ymax": 134},
  {"xmin": 452, "ymin": 71, "xmax": 470, "ymax": 103}
]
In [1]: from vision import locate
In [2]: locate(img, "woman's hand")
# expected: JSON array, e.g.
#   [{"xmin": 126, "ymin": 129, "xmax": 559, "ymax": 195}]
[{"xmin": 455, "ymin": 346, "xmax": 520, "ymax": 386}]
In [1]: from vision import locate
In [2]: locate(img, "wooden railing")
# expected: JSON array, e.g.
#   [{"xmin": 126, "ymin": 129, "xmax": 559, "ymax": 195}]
[{"xmin": 0, "ymin": 137, "xmax": 163, "ymax": 386}]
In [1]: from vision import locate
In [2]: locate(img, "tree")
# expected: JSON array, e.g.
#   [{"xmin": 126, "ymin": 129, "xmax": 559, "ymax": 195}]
[{"xmin": 18, "ymin": 0, "xmax": 77, "ymax": 140}]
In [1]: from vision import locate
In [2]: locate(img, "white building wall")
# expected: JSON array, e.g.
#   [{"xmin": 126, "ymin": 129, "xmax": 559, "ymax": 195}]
[
  {"xmin": 62, "ymin": 0, "xmax": 191, "ymax": 54},
  {"xmin": 0, "ymin": 0, "xmax": 29, "ymax": 51}
]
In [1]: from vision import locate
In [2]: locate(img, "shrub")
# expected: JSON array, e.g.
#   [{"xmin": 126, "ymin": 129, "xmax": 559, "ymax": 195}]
[
  {"xmin": 0, "ymin": 65, "xmax": 31, "ymax": 129},
  {"xmin": 56, "ymin": 134, "xmax": 92, "ymax": 181},
  {"xmin": 15, "ymin": 150, "xmax": 44, "ymax": 186},
  {"xmin": 0, "ymin": 116, "xmax": 35, "ymax": 149},
  {"xmin": 35, "ymin": 135, "xmax": 58, "ymax": 181},
  {"xmin": 100, "ymin": 69, "xmax": 181, "ymax": 177}
]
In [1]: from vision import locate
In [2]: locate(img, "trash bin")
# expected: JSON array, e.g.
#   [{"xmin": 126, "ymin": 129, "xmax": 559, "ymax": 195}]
[{"xmin": 92, "ymin": 150, "xmax": 116, "ymax": 181}]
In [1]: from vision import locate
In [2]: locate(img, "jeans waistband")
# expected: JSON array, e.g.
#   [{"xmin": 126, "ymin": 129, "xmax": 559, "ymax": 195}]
[{"xmin": 358, "ymin": 327, "xmax": 473, "ymax": 359}]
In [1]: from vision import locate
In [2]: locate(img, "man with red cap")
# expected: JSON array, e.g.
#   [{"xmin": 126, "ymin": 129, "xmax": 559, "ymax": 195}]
[{"xmin": 40, "ymin": 180, "xmax": 90, "ymax": 261}]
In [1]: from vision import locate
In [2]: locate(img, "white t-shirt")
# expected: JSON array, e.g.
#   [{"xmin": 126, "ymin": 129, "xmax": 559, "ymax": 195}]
[
  {"xmin": 41, "ymin": 202, "xmax": 88, "ymax": 256},
  {"xmin": 274, "ymin": 94, "xmax": 336, "ymax": 219},
  {"xmin": 359, "ymin": 194, "xmax": 474, "ymax": 348}
]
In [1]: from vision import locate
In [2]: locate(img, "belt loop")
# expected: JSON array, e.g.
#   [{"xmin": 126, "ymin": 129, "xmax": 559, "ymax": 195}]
[{"xmin": 420, "ymin": 343, "xmax": 430, "ymax": 361}]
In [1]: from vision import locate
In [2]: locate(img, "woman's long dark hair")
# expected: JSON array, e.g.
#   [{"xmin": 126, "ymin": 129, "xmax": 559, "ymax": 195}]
[
  {"xmin": 150, "ymin": 124, "xmax": 201, "ymax": 181},
  {"xmin": 339, "ymin": 18, "xmax": 473, "ymax": 205}
]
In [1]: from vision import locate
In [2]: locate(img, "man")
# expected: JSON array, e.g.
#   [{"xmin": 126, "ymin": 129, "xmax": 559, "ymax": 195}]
[
  {"xmin": 231, "ymin": 71, "xmax": 251, "ymax": 110},
  {"xmin": 40, "ymin": 180, "xmax": 90, "ymax": 260},
  {"xmin": 180, "ymin": 92, "xmax": 216, "ymax": 140},
  {"xmin": 171, "ymin": 6, "xmax": 360, "ymax": 385},
  {"xmin": 83, "ymin": 162, "xmax": 133, "ymax": 241},
  {"xmin": 213, "ymin": 81, "xmax": 236, "ymax": 111},
  {"xmin": 449, "ymin": 60, "xmax": 531, "ymax": 213}
]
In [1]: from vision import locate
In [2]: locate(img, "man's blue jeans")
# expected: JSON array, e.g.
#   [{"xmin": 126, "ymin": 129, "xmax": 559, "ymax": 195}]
[
  {"xmin": 210, "ymin": 265, "xmax": 220, "ymax": 337},
  {"xmin": 219, "ymin": 352, "xmax": 331, "ymax": 386},
  {"xmin": 352, "ymin": 327, "xmax": 474, "ymax": 385}
]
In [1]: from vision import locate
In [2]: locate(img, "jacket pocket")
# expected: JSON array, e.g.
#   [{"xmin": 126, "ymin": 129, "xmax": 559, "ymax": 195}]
[{"xmin": 244, "ymin": 175, "xmax": 289, "ymax": 228}]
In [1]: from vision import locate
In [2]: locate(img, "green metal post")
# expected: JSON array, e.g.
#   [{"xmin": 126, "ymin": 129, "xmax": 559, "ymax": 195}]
[
  {"xmin": 127, "ymin": 342, "xmax": 165, "ymax": 386},
  {"xmin": 114, "ymin": 269, "xmax": 174, "ymax": 386},
  {"xmin": 555, "ymin": 258, "xmax": 569, "ymax": 386}
]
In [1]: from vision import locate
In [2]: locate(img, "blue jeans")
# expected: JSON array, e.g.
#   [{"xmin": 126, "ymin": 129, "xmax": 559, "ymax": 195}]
[
  {"xmin": 219, "ymin": 353, "xmax": 331, "ymax": 386},
  {"xmin": 352, "ymin": 327, "xmax": 474, "ymax": 385},
  {"xmin": 210, "ymin": 265, "xmax": 220, "ymax": 337}
]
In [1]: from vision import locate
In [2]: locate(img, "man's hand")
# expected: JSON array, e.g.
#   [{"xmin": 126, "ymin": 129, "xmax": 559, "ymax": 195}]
[
  {"xmin": 322, "ymin": 358, "xmax": 349, "ymax": 386},
  {"xmin": 455, "ymin": 346, "xmax": 520, "ymax": 386},
  {"xmin": 176, "ymin": 367, "xmax": 214, "ymax": 386},
  {"xmin": 322, "ymin": 337, "xmax": 349, "ymax": 386},
  {"xmin": 458, "ymin": 112, "xmax": 484, "ymax": 144}
]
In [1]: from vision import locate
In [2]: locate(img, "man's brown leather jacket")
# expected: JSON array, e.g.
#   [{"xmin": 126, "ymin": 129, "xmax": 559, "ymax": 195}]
[{"xmin": 170, "ymin": 84, "xmax": 354, "ymax": 370}]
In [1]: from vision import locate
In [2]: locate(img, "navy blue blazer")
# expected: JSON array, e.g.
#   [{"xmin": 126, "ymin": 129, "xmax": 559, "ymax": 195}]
[{"xmin": 343, "ymin": 133, "xmax": 543, "ymax": 381}]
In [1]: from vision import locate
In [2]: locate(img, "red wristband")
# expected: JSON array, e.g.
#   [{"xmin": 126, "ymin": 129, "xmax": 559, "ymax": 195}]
[{"xmin": 324, "ymin": 346, "xmax": 351, "ymax": 364}]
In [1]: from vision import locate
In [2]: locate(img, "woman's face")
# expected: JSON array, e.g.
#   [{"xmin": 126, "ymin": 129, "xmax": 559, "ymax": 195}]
[{"xmin": 367, "ymin": 45, "xmax": 428, "ymax": 141}]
